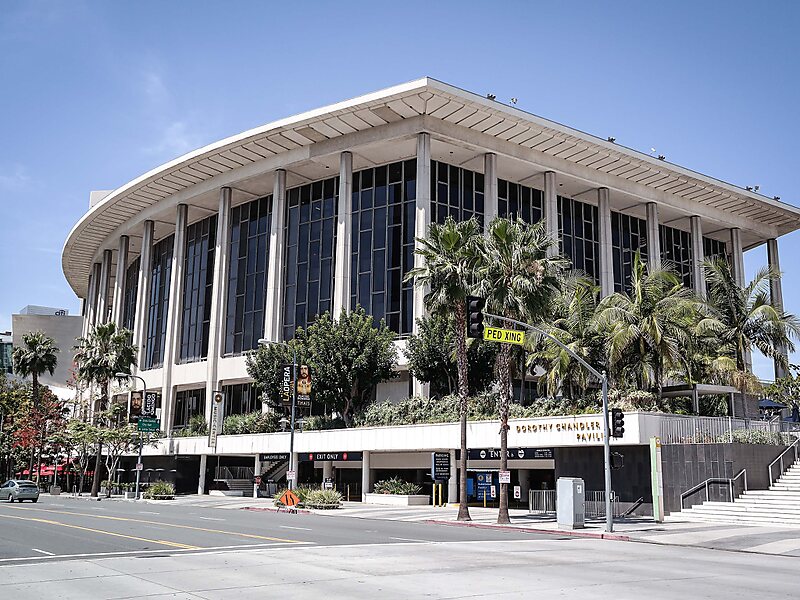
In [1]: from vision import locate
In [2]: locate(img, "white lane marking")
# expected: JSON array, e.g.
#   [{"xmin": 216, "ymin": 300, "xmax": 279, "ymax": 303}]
[
  {"xmin": 389, "ymin": 537, "xmax": 432, "ymax": 543},
  {"xmin": 280, "ymin": 525, "xmax": 312, "ymax": 531},
  {"xmin": 31, "ymin": 549, "xmax": 55, "ymax": 556},
  {"xmin": 744, "ymin": 538, "xmax": 800, "ymax": 554},
  {"xmin": 139, "ymin": 511, "xmax": 160, "ymax": 515},
  {"xmin": 198, "ymin": 516, "xmax": 225, "ymax": 522}
]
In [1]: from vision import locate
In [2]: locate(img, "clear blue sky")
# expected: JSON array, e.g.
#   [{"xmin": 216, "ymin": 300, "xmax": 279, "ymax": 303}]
[{"xmin": 2, "ymin": 1, "xmax": 799, "ymax": 378}]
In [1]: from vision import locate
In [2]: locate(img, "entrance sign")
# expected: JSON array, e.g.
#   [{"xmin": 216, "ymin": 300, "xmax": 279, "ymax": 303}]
[
  {"xmin": 462, "ymin": 447, "xmax": 554, "ymax": 461},
  {"xmin": 483, "ymin": 326, "xmax": 526, "ymax": 346},
  {"xmin": 137, "ymin": 417, "xmax": 159, "ymax": 432},
  {"xmin": 278, "ymin": 489, "xmax": 300, "ymax": 507},
  {"xmin": 431, "ymin": 452, "xmax": 451, "ymax": 481},
  {"xmin": 499, "ymin": 470, "xmax": 511, "ymax": 484},
  {"xmin": 208, "ymin": 391, "xmax": 225, "ymax": 449}
]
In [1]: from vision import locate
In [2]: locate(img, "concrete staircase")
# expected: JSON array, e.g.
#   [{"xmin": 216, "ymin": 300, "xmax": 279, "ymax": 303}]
[{"xmin": 680, "ymin": 460, "xmax": 800, "ymax": 526}]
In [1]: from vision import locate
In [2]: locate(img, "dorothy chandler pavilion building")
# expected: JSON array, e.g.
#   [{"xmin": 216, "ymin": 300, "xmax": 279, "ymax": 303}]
[{"xmin": 62, "ymin": 78, "xmax": 800, "ymax": 503}]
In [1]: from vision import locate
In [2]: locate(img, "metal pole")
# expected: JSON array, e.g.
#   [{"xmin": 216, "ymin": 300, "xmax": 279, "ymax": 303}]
[
  {"xmin": 289, "ymin": 345, "xmax": 297, "ymax": 490},
  {"xmin": 135, "ymin": 433, "xmax": 142, "ymax": 500},
  {"xmin": 601, "ymin": 372, "xmax": 613, "ymax": 532}
]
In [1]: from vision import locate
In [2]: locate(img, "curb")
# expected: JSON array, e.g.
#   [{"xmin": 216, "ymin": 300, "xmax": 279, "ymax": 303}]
[
  {"xmin": 422, "ymin": 519, "xmax": 630, "ymax": 541},
  {"xmin": 243, "ymin": 505, "xmax": 312, "ymax": 515}
]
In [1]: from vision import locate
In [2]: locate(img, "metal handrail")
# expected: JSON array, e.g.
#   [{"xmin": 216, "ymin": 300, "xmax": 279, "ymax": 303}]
[
  {"xmin": 680, "ymin": 469, "xmax": 747, "ymax": 509},
  {"xmin": 767, "ymin": 436, "xmax": 800, "ymax": 486}
]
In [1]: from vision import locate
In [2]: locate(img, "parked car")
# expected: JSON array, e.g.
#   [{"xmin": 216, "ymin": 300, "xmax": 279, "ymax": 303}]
[{"xmin": 0, "ymin": 480, "xmax": 40, "ymax": 502}]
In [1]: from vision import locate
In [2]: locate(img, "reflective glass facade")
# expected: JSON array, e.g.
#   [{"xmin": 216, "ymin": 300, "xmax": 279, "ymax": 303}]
[
  {"xmin": 225, "ymin": 197, "xmax": 271, "ymax": 355},
  {"xmin": 351, "ymin": 160, "xmax": 416, "ymax": 334},
  {"xmin": 558, "ymin": 196, "xmax": 599, "ymax": 282},
  {"xmin": 660, "ymin": 224, "xmax": 693, "ymax": 287},
  {"xmin": 144, "ymin": 235, "xmax": 173, "ymax": 370},
  {"xmin": 122, "ymin": 257, "xmax": 139, "ymax": 332},
  {"xmin": 497, "ymin": 179, "xmax": 543, "ymax": 224},
  {"xmin": 283, "ymin": 178, "xmax": 337, "ymax": 340},
  {"xmin": 173, "ymin": 388, "xmax": 205, "ymax": 430},
  {"xmin": 430, "ymin": 161, "xmax": 484, "ymax": 226},
  {"xmin": 612, "ymin": 212, "xmax": 648, "ymax": 293},
  {"xmin": 222, "ymin": 382, "xmax": 260, "ymax": 417},
  {"xmin": 180, "ymin": 215, "xmax": 217, "ymax": 362}
]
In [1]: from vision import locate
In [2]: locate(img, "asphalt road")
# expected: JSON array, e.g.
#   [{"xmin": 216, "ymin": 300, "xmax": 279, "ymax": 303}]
[{"xmin": 1, "ymin": 497, "xmax": 798, "ymax": 599}]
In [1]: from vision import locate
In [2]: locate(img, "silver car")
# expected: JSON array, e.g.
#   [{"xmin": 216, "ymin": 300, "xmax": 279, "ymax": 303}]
[{"xmin": 0, "ymin": 480, "xmax": 40, "ymax": 502}]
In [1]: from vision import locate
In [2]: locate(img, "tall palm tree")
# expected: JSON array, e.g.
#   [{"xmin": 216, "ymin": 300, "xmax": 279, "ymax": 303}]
[
  {"xmin": 13, "ymin": 331, "xmax": 58, "ymax": 482},
  {"xmin": 595, "ymin": 253, "xmax": 700, "ymax": 395},
  {"xmin": 406, "ymin": 216, "xmax": 482, "ymax": 522},
  {"xmin": 477, "ymin": 217, "xmax": 564, "ymax": 524},
  {"xmin": 532, "ymin": 273, "xmax": 602, "ymax": 400},
  {"xmin": 74, "ymin": 322, "xmax": 136, "ymax": 497},
  {"xmin": 704, "ymin": 258, "xmax": 800, "ymax": 416}
]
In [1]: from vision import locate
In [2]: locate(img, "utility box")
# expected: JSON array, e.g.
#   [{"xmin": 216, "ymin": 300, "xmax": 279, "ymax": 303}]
[{"xmin": 557, "ymin": 477, "xmax": 585, "ymax": 529}]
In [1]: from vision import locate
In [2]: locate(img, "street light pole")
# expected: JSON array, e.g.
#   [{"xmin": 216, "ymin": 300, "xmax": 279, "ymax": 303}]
[
  {"xmin": 258, "ymin": 339, "xmax": 297, "ymax": 491},
  {"xmin": 483, "ymin": 312, "xmax": 614, "ymax": 532},
  {"xmin": 116, "ymin": 373, "xmax": 146, "ymax": 501}
]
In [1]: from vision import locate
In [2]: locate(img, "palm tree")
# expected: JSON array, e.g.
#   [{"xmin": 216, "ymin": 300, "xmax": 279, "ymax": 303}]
[
  {"xmin": 595, "ymin": 253, "xmax": 700, "ymax": 395},
  {"xmin": 74, "ymin": 322, "xmax": 136, "ymax": 497},
  {"xmin": 12, "ymin": 331, "xmax": 58, "ymax": 482},
  {"xmin": 532, "ymin": 273, "xmax": 602, "ymax": 400},
  {"xmin": 704, "ymin": 258, "xmax": 800, "ymax": 416},
  {"xmin": 406, "ymin": 216, "xmax": 482, "ymax": 522},
  {"xmin": 477, "ymin": 217, "xmax": 564, "ymax": 524}
]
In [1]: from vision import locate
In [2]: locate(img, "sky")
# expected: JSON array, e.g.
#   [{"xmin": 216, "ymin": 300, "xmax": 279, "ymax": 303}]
[{"xmin": 1, "ymin": 1, "xmax": 799, "ymax": 379}]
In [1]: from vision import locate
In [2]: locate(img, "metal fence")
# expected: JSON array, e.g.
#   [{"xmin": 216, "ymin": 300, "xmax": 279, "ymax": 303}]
[
  {"xmin": 215, "ymin": 466, "xmax": 255, "ymax": 480},
  {"xmin": 659, "ymin": 415, "xmax": 781, "ymax": 444},
  {"xmin": 528, "ymin": 489, "xmax": 620, "ymax": 517}
]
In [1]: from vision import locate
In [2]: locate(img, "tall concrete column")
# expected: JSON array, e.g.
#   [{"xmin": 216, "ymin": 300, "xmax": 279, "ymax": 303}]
[
  {"xmin": 111, "ymin": 235, "xmax": 129, "ymax": 327},
  {"xmin": 332, "ymin": 153, "xmax": 353, "ymax": 318},
  {"xmin": 361, "ymin": 450, "xmax": 371, "ymax": 501},
  {"xmin": 132, "ymin": 220, "xmax": 155, "ymax": 370},
  {"xmin": 597, "ymin": 188, "xmax": 614, "ymax": 297},
  {"xmin": 322, "ymin": 460, "xmax": 333, "ymax": 481},
  {"xmin": 543, "ymin": 171, "xmax": 558, "ymax": 257},
  {"xmin": 483, "ymin": 153, "xmax": 498, "ymax": 229},
  {"xmin": 205, "ymin": 188, "xmax": 232, "ymax": 425},
  {"xmin": 264, "ymin": 173, "xmax": 286, "ymax": 342},
  {"xmin": 690, "ymin": 216, "xmax": 706, "ymax": 298},
  {"xmin": 161, "ymin": 204, "xmax": 188, "ymax": 435},
  {"xmin": 645, "ymin": 202, "xmax": 661, "ymax": 272},
  {"xmin": 198, "ymin": 454, "xmax": 207, "ymax": 495},
  {"xmin": 412, "ymin": 133, "xmax": 432, "ymax": 398},
  {"xmin": 730, "ymin": 228, "xmax": 745, "ymax": 287},
  {"xmin": 448, "ymin": 449, "xmax": 457, "ymax": 505},
  {"xmin": 96, "ymin": 249, "xmax": 113, "ymax": 325},
  {"xmin": 767, "ymin": 238, "xmax": 788, "ymax": 379},
  {"xmin": 83, "ymin": 262, "xmax": 101, "ymax": 337},
  {"xmin": 253, "ymin": 455, "xmax": 260, "ymax": 498}
]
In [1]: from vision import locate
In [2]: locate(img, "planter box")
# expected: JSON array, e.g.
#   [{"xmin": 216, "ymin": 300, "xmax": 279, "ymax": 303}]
[
  {"xmin": 123, "ymin": 491, "xmax": 136, "ymax": 499},
  {"xmin": 364, "ymin": 493, "xmax": 430, "ymax": 506},
  {"xmin": 209, "ymin": 490, "xmax": 245, "ymax": 497},
  {"xmin": 49, "ymin": 486, "xmax": 61, "ymax": 496}
]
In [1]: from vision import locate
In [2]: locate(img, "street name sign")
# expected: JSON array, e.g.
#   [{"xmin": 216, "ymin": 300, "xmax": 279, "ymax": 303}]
[
  {"xmin": 137, "ymin": 417, "xmax": 160, "ymax": 432},
  {"xmin": 483, "ymin": 326, "xmax": 525, "ymax": 346}
]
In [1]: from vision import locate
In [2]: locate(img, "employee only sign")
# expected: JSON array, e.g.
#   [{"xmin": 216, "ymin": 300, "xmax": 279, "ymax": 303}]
[{"xmin": 483, "ymin": 326, "xmax": 526, "ymax": 346}]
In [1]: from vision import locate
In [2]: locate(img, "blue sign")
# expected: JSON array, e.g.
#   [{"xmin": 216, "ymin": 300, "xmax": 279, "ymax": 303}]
[{"xmin": 476, "ymin": 472, "xmax": 493, "ymax": 500}]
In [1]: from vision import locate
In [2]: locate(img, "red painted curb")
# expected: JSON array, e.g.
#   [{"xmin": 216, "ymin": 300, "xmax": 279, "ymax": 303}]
[
  {"xmin": 242, "ymin": 506, "xmax": 312, "ymax": 515},
  {"xmin": 422, "ymin": 519, "xmax": 630, "ymax": 541}
]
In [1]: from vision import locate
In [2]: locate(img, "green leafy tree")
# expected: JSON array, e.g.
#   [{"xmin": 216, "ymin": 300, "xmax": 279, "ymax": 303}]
[
  {"xmin": 0, "ymin": 374, "xmax": 30, "ymax": 480},
  {"xmin": 406, "ymin": 216, "xmax": 482, "ymax": 522},
  {"xmin": 704, "ymin": 258, "xmax": 800, "ymax": 416},
  {"xmin": 477, "ymin": 217, "xmax": 565, "ymax": 524},
  {"xmin": 246, "ymin": 338, "xmax": 304, "ymax": 412},
  {"xmin": 12, "ymin": 330, "xmax": 58, "ymax": 481},
  {"xmin": 405, "ymin": 314, "xmax": 497, "ymax": 398},
  {"xmin": 595, "ymin": 253, "xmax": 700, "ymax": 395},
  {"xmin": 63, "ymin": 419, "xmax": 100, "ymax": 494},
  {"xmin": 765, "ymin": 364, "xmax": 800, "ymax": 417},
  {"xmin": 73, "ymin": 322, "xmax": 136, "ymax": 497}
]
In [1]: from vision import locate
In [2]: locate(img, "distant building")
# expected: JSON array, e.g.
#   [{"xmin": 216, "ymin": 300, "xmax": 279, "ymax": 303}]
[{"xmin": 0, "ymin": 335, "xmax": 12, "ymax": 375}]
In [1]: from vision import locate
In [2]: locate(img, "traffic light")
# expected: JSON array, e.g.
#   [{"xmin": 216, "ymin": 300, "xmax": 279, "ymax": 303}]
[
  {"xmin": 466, "ymin": 296, "xmax": 485, "ymax": 339},
  {"xmin": 611, "ymin": 408, "xmax": 625, "ymax": 438}
]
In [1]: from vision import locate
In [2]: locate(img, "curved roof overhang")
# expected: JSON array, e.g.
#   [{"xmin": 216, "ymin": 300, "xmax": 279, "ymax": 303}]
[{"xmin": 63, "ymin": 77, "xmax": 800, "ymax": 297}]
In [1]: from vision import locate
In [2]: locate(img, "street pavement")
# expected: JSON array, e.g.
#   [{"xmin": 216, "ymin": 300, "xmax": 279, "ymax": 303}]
[{"xmin": 1, "ymin": 496, "xmax": 799, "ymax": 598}]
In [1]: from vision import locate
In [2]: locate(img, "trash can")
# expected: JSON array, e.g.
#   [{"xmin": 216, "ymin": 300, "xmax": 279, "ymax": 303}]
[{"xmin": 556, "ymin": 477, "xmax": 585, "ymax": 529}]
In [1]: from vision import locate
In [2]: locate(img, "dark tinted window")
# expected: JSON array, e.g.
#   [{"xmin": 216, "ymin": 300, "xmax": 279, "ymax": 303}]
[
  {"xmin": 498, "ymin": 179, "xmax": 543, "ymax": 224},
  {"xmin": 173, "ymin": 388, "xmax": 206, "ymax": 430},
  {"xmin": 181, "ymin": 215, "xmax": 217, "ymax": 362},
  {"xmin": 612, "ymin": 212, "xmax": 648, "ymax": 293},
  {"xmin": 144, "ymin": 235, "xmax": 174, "ymax": 369},
  {"xmin": 122, "ymin": 257, "xmax": 140, "ymax": 332},
  {"xmin": 559, "ymin": 196, "xmax": 599, "ymax": 283},
  {"xmin": 660, "ymin": 224, "xmax": 693, "ymax": 287},
  {"xmin": 430, "ymin": 161, "xmax": 484, "ymax": 226}
]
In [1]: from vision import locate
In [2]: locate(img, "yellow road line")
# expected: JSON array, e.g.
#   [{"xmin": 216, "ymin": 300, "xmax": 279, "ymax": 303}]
[
  {"xmin": 0, "ymin": 505, "xmax": 303, "ymax": 544},
  {"xmin": 0, "ymin": 513, "xmax": 198, "ymax": 549}
]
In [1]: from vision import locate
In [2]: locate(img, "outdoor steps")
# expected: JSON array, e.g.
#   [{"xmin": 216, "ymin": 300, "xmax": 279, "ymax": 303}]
[
  {"xmin": 222, "ymin": 479, "xmax": 253, "ymax": 492},
  {"xmin": 679, "ymin": 460, "xmax": 800, "ymax": 526}
]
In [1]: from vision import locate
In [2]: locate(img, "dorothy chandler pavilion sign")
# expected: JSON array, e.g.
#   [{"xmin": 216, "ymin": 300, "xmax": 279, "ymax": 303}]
[{"xmin": 513, "ymin": 415, "xmax": 610, "ymax": 445}]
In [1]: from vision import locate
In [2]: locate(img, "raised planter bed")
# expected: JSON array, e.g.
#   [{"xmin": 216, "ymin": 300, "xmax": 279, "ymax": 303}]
[
  {"xmin": 364, "ymin": 493, "xmax": 430, "ymax": 506},
  {"xmin": 209, "ymin": 490, "xmax": 245, "ymax": 497}
]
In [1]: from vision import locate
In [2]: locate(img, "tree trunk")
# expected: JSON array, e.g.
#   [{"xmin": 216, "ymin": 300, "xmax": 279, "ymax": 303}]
[
  {"xmin": 454, "ymin": 303, "xmax": 471, "ymax": 522},
  {"xmin": 27, "ymin": 374, "xmax": 39, "ymax": 481},
  {"xmin": 90, "ymin": 442, "xmax": 103, "ymax": 497},
  {"xmin": 497, "ymin": 343, "xmax": 511, "ymax": 524}
]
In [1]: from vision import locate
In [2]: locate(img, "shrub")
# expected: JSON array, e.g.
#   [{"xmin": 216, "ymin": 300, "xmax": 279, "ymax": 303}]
[
  {"xmin": 373, "ymin": 477, "xmax": 422, "ymax": 495},
  {"xmin": 222, "ymin": 411, "xmax": 281, "ymax": 435},
  {"xmin": 144, "ymin": 480, "xmax": 175, "ymax": 499},
  {"xmin": 718, "ymin": 429, "xmax": 795, "ymax": 445},
  {"xmin": 304, "ymin": 488, "xmax": 342, "ymax": 508},
  {"xmin": 273, "ymin": 485, "xmax": 316, "ymax": 507},
  {"xmin": 173, "ymin": 414, "xmax": 208, "ymax": 437},
  {"xmin": 304, "ymin": 415, "xmax": 346, "ymax": 431}
]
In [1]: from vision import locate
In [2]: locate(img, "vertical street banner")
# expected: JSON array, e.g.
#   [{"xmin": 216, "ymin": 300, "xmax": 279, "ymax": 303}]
[
  {"xmin": 208, "ymin": 391, "xmax": 225, "ymax": 449},
  {"xmin": 280, "ymin": 364, "xmax": 293, "ymax": 408},
  {"xmin": 143, "ymin": 391, "xmax": 159, "ymax": 418},
  {"xmin": 296, "ymin": 364, "xmax": 312, "ymax": 412},
  {"xmin": 129, "ymin": 391, "xmax": 143, "ymax": 422}
]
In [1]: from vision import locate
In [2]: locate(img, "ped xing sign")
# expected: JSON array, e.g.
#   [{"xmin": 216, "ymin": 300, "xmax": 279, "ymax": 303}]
[{"xmin": 483, "ymin": 326, "xmax": 526, "ymax": 346}]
